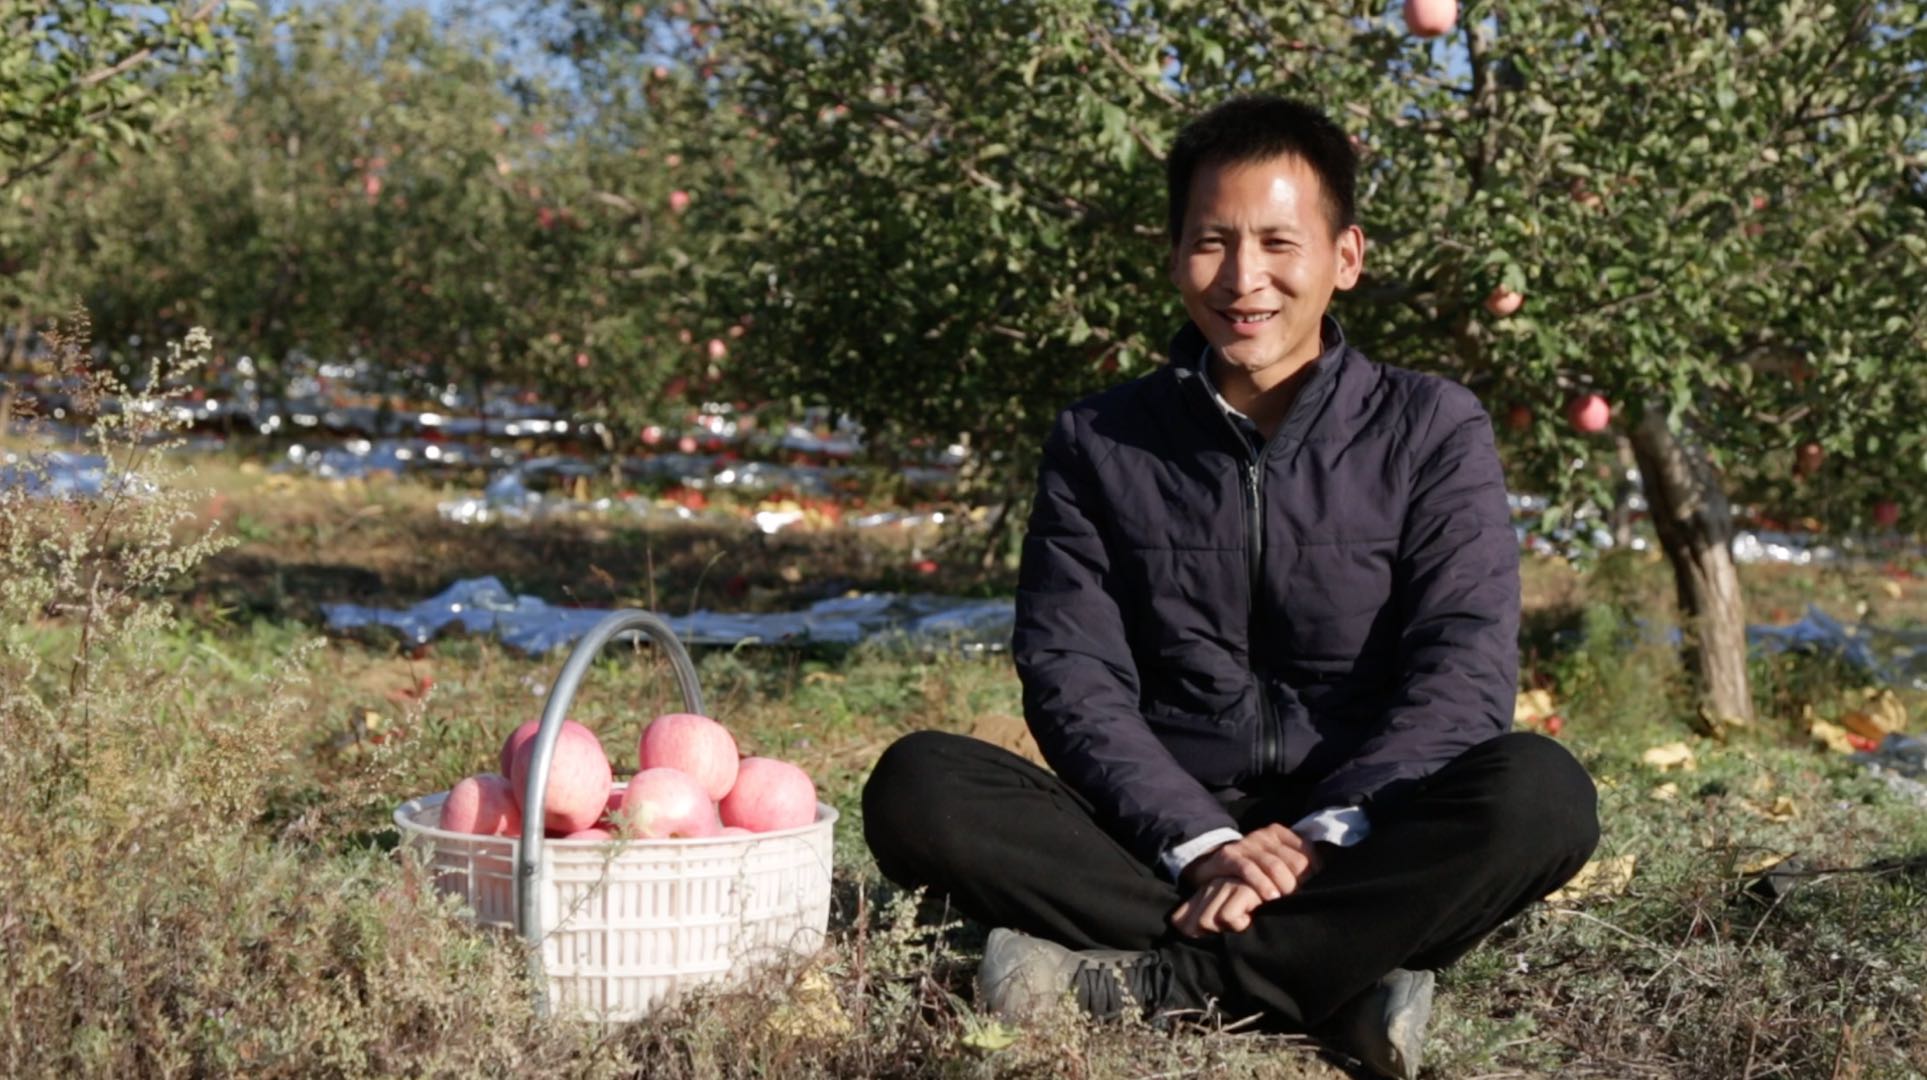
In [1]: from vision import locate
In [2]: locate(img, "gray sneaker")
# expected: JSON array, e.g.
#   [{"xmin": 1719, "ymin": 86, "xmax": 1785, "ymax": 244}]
[
  {"xmin": 977, "ymin": 928, "xmax": 1175, "ymax": 1022},
  {"xmin": 1319, "ymin": 968, "xmax": 1435, "ymax": 1080}
]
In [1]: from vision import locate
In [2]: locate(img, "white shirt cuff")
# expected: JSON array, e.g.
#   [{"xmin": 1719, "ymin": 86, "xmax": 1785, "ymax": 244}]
[
  {"xmin": 1161, "ymin": 827, "xmax": 1244, "ymax": 881},
  {"xmin": 1291, "ymin": 806, "xmax": 1371, "ymax": 847}
]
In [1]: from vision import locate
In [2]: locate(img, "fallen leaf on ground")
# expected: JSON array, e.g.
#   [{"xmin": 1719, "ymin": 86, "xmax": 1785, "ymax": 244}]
[
  {"xmin": 1808, "ymin": 719, "xmax": 1856, "ymax": 754},
  {"xmin": 1840, "ymin": 689, "xmax": 1908, "ymax": 738},
  {"xmin": 1547, "ymin": 854, "xmax": 1638, "ymax": 904},
  {"xmin": 1641, "ymin": 742, "xmax": 1698, "ymax": 772},
  {"xmin": 1738, "ymin": 851, "xmax": 1796, "ymax": 876},
  {"xmin": 762, "ymin": 968, "xmax": 851, "ymax": 1038},
  {"xmin": 960, "ymin": 1020, "xmax": 1023, "ymax": 1054},
  {"xmin": 1514, "ymin": 688, "xmax": 1556, "ymax": 724},
  {"xmin": 1649, "ymin": 782, "xmax": 1680, "ymax": 802}
]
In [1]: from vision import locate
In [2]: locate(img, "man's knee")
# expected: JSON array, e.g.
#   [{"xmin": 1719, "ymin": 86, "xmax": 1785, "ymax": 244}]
[
  {"xmin": 1470, "ymin": 732, "xmax": 1600, "ymax": 865},
  {"xmin": 862, "ymin": 730, "xmax": 981, "ymax": 877},
  {"xmin": 864, "ymin": 730, "xmax": 963, "ymax": 817}
]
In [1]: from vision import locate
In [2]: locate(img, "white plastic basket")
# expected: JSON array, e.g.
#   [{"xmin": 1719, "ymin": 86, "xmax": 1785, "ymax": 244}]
[{"xmin": 391, "ymin": 609, "xmax": 836, "ymax": 1022}]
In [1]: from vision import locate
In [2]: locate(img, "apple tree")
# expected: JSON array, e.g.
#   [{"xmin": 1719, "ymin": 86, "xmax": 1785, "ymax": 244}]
[
  {"xmin": 1340, "ymin": 1, "xmax": 1927, "ymax": 729},
  {"xmin": 16, "ymin": 0, "xmax": 696, "ymax": 437},
  {"xmin": 1, "ymin": 0, "xmax": 255, "ymax": 362},
  {"xmin": 667, "ymin": 0, "xmax": 1926, "ymax": 726},
  {"xmin": 0, "ymin": 0, "xmax": 253, "ymax": 196}
]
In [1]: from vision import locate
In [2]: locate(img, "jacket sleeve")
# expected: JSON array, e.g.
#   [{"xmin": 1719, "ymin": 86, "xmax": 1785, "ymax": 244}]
[
  {"xmin": 1014, "ymin": 409, "xmax": 1240, "ymax": 871},
  {"xmin": 1307, "ymin": 388, "xmax": 1519, "ymax": 810}
]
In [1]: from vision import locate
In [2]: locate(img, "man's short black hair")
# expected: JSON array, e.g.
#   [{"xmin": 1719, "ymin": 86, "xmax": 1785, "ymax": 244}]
[{"xmin": 1166, "ymin": 96, "xmax": 1358, "ymax": 242}]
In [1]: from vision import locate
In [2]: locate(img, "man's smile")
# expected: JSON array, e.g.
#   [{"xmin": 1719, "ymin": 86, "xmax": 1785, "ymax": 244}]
[{"xmin": 1218, "ymin": 308, "xmax": 1279, "ymax": 335}]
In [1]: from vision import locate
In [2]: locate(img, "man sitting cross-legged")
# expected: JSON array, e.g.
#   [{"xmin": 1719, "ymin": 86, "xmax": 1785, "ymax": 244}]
[{"xmin": 863, "ymin": 95, "xmax": 1599, "ymax": 1080}]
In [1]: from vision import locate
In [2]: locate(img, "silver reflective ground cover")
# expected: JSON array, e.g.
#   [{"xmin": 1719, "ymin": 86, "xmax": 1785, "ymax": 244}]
[
  {"xmin": 322, "ymin": 576, "xmax": 1927, "ymax": 694},
  {"xmin": 0, "ymin": 450, "xmax": 156, "ymax": 497},
  {"xmin": 1852, "ymin": 734, "xmax": 1927, "ymax": 808},
  {"xmin": 321, "ymin": 576, "xmax": 1016, "ymax": 656}
]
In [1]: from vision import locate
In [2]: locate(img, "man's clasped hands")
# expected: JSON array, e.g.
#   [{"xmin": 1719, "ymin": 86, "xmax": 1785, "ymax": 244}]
[{"xmin": 1170, "ymin": 825, "xmax": 1323, "ymax": 938}]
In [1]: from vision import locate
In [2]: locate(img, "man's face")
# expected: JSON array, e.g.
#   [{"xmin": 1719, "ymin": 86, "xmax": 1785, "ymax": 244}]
[{"xmin": 1169, "ymin": 153, "xmax": 1364, "ymax": 381}]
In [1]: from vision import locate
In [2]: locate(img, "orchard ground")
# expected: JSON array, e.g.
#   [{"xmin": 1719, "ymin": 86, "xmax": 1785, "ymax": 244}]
[{"xmin": 6, "ymin": 448, "xmax": 1927, "ymax": 1078}]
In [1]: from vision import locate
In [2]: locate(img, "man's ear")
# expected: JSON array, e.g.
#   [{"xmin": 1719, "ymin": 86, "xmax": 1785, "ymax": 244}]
[{"xmin": 1333, "ymin": 224, "xmax": 1366, "ymax": 292}]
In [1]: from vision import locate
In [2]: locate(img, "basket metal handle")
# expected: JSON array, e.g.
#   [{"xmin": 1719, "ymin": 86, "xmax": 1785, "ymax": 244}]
[{"xmin": 514, "ymin": 610, "xmax": 705, "ymax": 954}]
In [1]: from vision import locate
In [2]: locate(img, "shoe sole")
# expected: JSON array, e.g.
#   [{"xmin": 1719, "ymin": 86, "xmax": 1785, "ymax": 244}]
[{"xmin": 1380, "ymin": 970, "xmax": 1435, "ymax": 1080}]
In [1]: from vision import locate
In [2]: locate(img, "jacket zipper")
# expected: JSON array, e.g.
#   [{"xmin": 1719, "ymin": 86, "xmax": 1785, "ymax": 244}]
[
  {"xmin": 1210, "ymin": 392, "xmax": 1281, "ymax": 777},
  {"xmin": 1244, "ymin": 461, "xmax": 1280, "ymax": 774},
  {"xmin": 1197, "ymin": 338, "xmax": 1338, "ymax": 779}
]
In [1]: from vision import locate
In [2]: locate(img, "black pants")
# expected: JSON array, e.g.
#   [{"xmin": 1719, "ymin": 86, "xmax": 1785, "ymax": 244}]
[{"xmin": 863, "ymin": 730, "xmax": 1599, "ymax": 1028}]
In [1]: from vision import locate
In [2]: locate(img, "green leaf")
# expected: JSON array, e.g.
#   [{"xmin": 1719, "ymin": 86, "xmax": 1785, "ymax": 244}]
[{"xmin": 961, "ymin": 1021, "xmax": 1022, "ymax": 1054}]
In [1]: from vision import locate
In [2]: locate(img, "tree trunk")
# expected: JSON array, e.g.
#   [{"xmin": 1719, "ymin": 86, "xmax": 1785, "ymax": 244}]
[
  {"xmin": 1628, "ymin": 404, "xmax": 1754, "ymax": 732},
  {"xmin": 977, "ymin": 496, "xmax": 1015, "ymax": 572},
  {"xmin": 1610, "ymin": 434, "xmax": 1638, "ymax": 550}
]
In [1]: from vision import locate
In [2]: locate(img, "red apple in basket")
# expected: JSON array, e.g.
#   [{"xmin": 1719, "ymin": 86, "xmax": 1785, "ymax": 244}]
[
  {"xmin": 509, "ymin": 724, "xmax": 613, "ymax": 834},
  {"xmin": 500, "ymin": 718, "xmax": 597, "ymax": 777},
  {"xmin": 565, "ymin": 826, "xmax": 616, "ymax": 841},
  {"xmin": 720, "ymin": 757, "xmax": 818, "ymax": 832},
  {"xmin": 441, "ymin": 773, "xmax": 523, "ymax": 836},
  {"xmin": 639, "ymin": 712, "xmax": 740, "ymax": 800},
  {"xmin": 619, "ymin": 767, "xmax": 723, "ymax": 838}
]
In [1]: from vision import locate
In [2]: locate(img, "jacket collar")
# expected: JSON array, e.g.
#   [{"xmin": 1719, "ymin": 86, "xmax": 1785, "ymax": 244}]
[{"xmin": 1168, "ymin": 315, "xmax": 1350, "ymax": 449}]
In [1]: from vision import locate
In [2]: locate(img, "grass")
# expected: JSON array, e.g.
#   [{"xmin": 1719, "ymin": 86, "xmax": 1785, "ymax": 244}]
[{"xmin": 4, "ymin": 380, "xmax": 1926, "ymax": 1077}]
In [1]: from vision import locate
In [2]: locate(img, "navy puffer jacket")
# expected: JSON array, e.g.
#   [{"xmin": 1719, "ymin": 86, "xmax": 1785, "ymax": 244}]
[{"xmin": 1013, "ymin": 317, "xmax": 1520, "ymax": 869}]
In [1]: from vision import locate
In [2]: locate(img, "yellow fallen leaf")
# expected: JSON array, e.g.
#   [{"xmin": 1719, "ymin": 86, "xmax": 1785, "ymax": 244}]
[
  {"xmin": 1649, "ymin": 782, "xmax": 1680, "ymax": 802},
  {"xmin": 960, "ymin": 1019, "xmax": 1023, "ymax": 1054},
  {"xmin": 1809, "ymin": 719, "xmax": 1856, "ymax": 754},
  {"xmin": 1881, "ymin": 579, "xmax": 1904, "ymax": 600},
  {"xmin": 1846, "ymin": 688, "xmax": 1908, "ymax": 736},
  {"xmin": 1514, "ymin": 688, "xmax": 1557, "ymax": 724},
  {"xmin": 1751, "ymin": 795, "xmax": 1798, "ymax": 822},
  {"xmin": 1547, "ymin": 854, "xmax": 1638, "ymax": 904},
  {"xmin": 1641, "ymin": 742, "xmax": 1698, "ymax": 772},
  {"xmin": 1738, "ymin": 852, "xmax": 1795, "ymax": 876},
  {"xmin": 1838, "ymin": 711, "xmax": 1883, "ymax": 740},
  {"xmin": 762, "ymin": 969, "xmax": 851, "ymax": 1038}
]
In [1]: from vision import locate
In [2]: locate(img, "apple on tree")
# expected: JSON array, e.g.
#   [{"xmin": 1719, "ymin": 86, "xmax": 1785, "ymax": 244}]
[
  {"xmin": 1566, "ymin": 393, "xmax": 1611, "ymax": 434},
  {"xmin": 1483, "ymin": 286, "xmax": 1525, "ymax": 318},
  {"xmin": 1404, "ymin": 0, "xmax": 1457, "ymax": 38}
]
